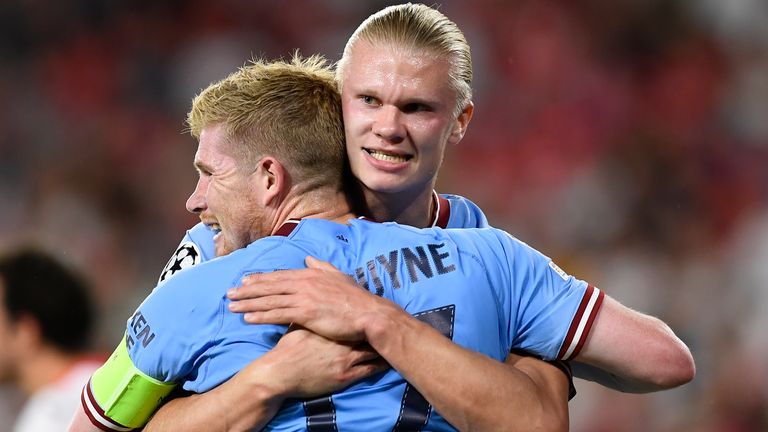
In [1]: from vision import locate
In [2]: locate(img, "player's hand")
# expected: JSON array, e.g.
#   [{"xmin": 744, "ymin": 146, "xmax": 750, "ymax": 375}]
[
  {"xmin": 227, "ymin": 256, "xmax": 403, "ymax": 342},
  {"xmin": 261, "ymin": 326, "xmax": 389, "ymax": 398}
]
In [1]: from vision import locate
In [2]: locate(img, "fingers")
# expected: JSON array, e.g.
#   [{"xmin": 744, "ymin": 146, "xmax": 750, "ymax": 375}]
[
  {"xmin": 240, "ymin": 309, "xmax": 297, "ymax": 325},
  {"xmin": 346, "ymin": 358, "xmax": 390, "ymax": 382},
  {"xmin": 228, "ymin": 294, "xmax": 296, "ymax": 313},
  {"xmin": 305, "ymin": 255, "xmax": 339, "ymax": 272},
  {"xmin": 232, "ymin": 257, "xmax": 352, "ymax": 301},
  {"xmin": 286, "ymin": 323, "xmax": 308, "ymax": 333},
  {"xmin": 349, "ymin": 344, "xmax": 381, "ymax": 364},
  {"xmin": 227, "ymin": 278, "xmax": 300, "ymax": 300}
]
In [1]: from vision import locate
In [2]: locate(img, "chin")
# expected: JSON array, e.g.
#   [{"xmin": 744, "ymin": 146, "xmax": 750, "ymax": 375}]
[{"xmin": 363, "ymin": 178, "xmax": 411, "ymax": 195}]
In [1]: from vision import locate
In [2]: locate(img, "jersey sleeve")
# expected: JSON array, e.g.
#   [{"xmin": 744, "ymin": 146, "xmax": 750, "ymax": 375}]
[
  {"xmin": 491, "ymin": 229, "xmax": 604, "ymax": 361},
  {"xmin": 440, "ymin": 193, "xmax": 490, "ymax": 229},
  {"xmin": 157, "ymin": 222, "xmax": 216, "ymax": 283},
  {"xmin": 80, "ymin": 268, "xmax": 224, "ymax": 430}
]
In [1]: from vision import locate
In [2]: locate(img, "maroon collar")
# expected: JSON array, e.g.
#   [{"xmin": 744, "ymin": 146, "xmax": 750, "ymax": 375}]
[
  {"xmin": 276, "ymin": 198, "xmax": 446, "ymax": 236},
  {"xmin": 273, "ymin": 219, "xmax": 301, "ymax": 237},
  {"xmin": 273, "ymin": 216, "xmax": 376, "ymax": 237},
  {"xmin": 430, "ymin": 191, "xmax": 451, "ymax": 228}
]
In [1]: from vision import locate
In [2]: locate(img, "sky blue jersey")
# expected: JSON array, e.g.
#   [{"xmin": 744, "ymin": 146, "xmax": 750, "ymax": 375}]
[
  {"xmin": 90, "ymin": 218, "xmax": 601, "ymax": 432},
  {"xmin": 157, "ymin": 192, "xmax": 488, "ymax": 283}
]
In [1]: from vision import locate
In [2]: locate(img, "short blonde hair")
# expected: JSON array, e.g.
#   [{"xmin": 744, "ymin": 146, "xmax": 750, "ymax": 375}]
[
  {"xmin": 337, "ymin": 3, "xmax": 473, "ymax": 115},
  {"xmin": 188, "ymin": 54, "xmax": 345, "ymax": 191}
]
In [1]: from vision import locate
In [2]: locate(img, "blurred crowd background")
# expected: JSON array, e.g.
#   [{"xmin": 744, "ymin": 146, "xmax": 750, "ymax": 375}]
[{"xmin": 1, "ymin": 0, "xmax": 766, "ymax": 430}]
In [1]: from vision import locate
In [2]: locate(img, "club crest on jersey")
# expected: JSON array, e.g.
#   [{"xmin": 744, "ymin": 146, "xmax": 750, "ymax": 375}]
[{"xmin": 159, "ymin": 242, "xmax": 201, "ymax": 282}]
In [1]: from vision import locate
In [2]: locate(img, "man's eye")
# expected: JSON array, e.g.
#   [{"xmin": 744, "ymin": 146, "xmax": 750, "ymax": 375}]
[
  {"xmin": 361, "ymin": 95, "xmax": 376, "ymax": 105},
  {"xmin": 403, "ymin": 103, "xmax": 429, "ymax": 113}
]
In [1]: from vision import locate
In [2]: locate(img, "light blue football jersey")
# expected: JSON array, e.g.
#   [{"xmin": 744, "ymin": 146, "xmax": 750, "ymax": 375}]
[
  {"xmin": 157, "ymin": 192, "xmax": 488, "ymax": 283},
  {"xmin": 114, "ymin": 218, "xmax": 601, "ymax": 431}
]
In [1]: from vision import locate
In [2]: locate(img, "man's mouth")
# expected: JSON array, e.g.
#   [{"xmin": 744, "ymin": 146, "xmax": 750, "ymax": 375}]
[
  {"xmin": 206, "ymin": 223, "xmax": 222, "ymax": 234},
  {"xmin": 364, "ymin": 148, "xmax": 412, "ymax": 163}
]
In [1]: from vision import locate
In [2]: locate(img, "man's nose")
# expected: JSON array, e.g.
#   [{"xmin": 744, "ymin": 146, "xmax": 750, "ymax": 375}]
[
  {"xmin": 185, "ymin": 179, "xmax": 207, "ymax": 214},
  {"xmin": 372, "ymin": 106, "xmax": 405, "ymax": 144}
]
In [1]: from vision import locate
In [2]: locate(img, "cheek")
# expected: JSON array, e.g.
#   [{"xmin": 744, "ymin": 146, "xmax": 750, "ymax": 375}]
[
  {"xmin": 343, "ymin": 105, "xmax": 371, "ymax": 134},
  {"xmin": 205, "ymin": 184, "xmax": 232, "ymax": 214},
  {"xmin": 412, "ymin": 121, "xmax": 447, "ymax": 155},
  {"xmin": 205, "ymin": 186, "xmax": 220, "ymax": 205}
]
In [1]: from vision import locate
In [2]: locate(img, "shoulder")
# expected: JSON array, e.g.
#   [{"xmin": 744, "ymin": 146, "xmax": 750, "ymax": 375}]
[
  {"xmin": 158, "ymin": 222, "xmax": 216, "ymax": 283},
  {"xmin": 438, "ymin": 192, "xmax": 490, "ymax": 228},
  {"xmin": 153, "ymin": 253, "xmax": 242, "ymax": 299},
  {"xmin": 139, "ymin": 252, "xmax": 253, "ymax": 342},
  {"xmin": 442, "ymin": 227, "xmax": 549, "ymax": 271}
]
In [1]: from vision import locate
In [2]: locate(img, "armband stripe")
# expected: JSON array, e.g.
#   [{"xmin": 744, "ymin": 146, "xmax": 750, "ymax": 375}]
[
  {"xmin": 81, "ymin": 379, "xmax": 133, "ymax": 431},
  {"xmin": 86, "ymin": 334, "xmax": 176, "ymax": 428},
  {"xmin": 557, "ymin": 285, "xmax": 604, "ymax": 360}
]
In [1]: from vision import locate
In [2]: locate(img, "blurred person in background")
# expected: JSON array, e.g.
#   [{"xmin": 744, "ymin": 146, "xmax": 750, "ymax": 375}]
[{"xmin": 0, "ymin": 247, "xmax": 102, "ymax": 432}]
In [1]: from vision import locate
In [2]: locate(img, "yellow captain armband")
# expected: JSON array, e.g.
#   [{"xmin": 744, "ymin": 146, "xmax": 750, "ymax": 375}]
[{"xmin": 87, "ymin": 334, "xmax": 176, "ymax": 429}]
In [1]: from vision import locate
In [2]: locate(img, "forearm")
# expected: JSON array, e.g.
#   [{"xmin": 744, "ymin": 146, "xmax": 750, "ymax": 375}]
[
  {"xmin": 145, "ymin": 356, "xmax": 288, "ymax": 431},
  {"xmin": 365, "ymin": 309, "xmax": 568, "ymax": 432},
  {"xmin": 570, "ymin": 361, "xmax": 661, "ymax": 393},
  {"xmin": 146, "ymin": 327, "xmax": 385, "ymax": 431}
]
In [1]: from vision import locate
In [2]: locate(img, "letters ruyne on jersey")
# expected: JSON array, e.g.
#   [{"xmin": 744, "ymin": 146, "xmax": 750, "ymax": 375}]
[{"xmin": 354, "ymin": 242, "xmax": 456, "ymax": 296}]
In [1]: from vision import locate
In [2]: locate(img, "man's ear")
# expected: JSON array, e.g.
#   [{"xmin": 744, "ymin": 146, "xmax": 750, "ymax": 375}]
[
  {"xmin": 254, "ymin": 156, "xmax": 289, "ymax": 206},
  {"xmin": 448, "ymin": 101, "xmax": 474, "ymax": 145}
]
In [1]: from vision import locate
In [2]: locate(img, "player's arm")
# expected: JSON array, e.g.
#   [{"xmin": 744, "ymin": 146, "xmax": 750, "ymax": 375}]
[
  {"xmin": 68, "ymin": 410, "xmax": 103, "ymax": 432},
  {"xmin": 363, "ymin": 307, "xmax": 570, "ymax": 432},
  {"xmin": 570, "ymin": 295, "xmax": 695, "ymax": 392},
  {"xmin": 229, "ymin": 257, "xmax": 571, "ymax": 432},
  {"xmin": 143, "ymin": 349, "xmax": 286, "ymax": 431},
  {"xmin": 489, "ymin": 230, "xmax": 695, "ymax": 394},
  {"xmin": 144, "ymin": 327, "xmax": 386, "ymax": 431},
  {"xmin": 68, "ymin": 335, "xmax": 176, "ymax": 432}
]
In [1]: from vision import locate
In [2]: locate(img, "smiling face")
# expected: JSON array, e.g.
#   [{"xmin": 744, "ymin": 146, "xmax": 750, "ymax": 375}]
[
  {"xmin": 185, "ymin": 123, "xmax": 266, "ymax": 251},
  {"xmin": 341, "ymin": 41, "xmax": 472, "ymax": 202}
]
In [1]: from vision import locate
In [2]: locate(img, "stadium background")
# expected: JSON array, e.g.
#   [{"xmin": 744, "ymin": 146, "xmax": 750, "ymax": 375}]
[{"xmin": 0, "ymin": 0, "xmax": 766, "ymax": 430}]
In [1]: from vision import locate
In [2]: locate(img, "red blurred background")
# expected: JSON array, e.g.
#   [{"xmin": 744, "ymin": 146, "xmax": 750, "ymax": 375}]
[{"xmin": 0, "ymin": 1, "xmax": 766, "ymax": 430}]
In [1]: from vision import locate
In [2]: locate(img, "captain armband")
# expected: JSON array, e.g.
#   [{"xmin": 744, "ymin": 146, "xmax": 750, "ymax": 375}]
[{"xmin": 83, "ymin": 334, "xmax": 176, "ymax": 430}]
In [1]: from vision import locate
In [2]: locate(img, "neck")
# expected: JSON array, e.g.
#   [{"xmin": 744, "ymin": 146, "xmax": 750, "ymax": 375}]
[
  {"xmin": 357, "ymin": 186, "xmax": 435, "ymax": 228},
  {"xmin": 17, "ymin": 346, "xmax": 77, "ymax": 395},
  {"xmin": 269, "ymin": 186, "xmax": 356, "ymax": 234}
]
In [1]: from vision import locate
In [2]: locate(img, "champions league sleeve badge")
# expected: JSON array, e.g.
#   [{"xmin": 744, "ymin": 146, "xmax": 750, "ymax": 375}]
[{"xmin": 158, "ymin": 242, "xmax": 201, "ymax": 283}]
